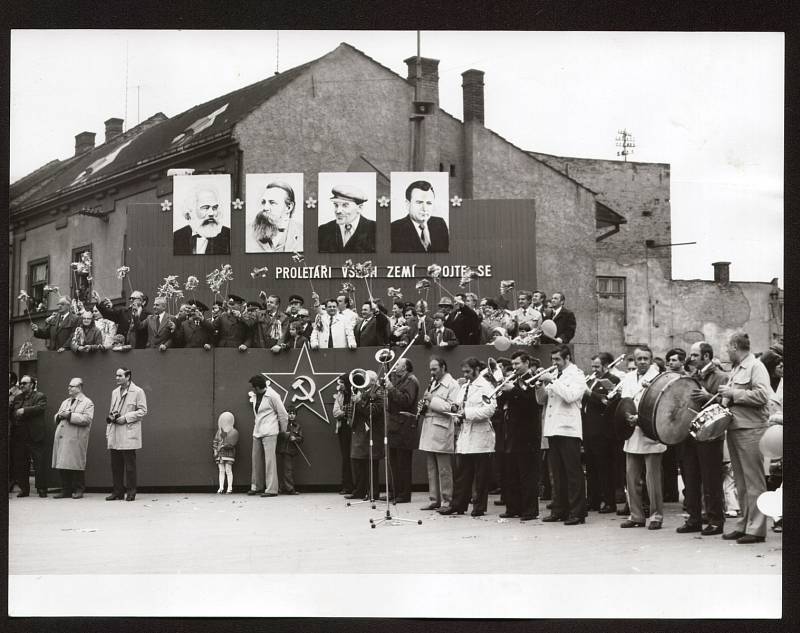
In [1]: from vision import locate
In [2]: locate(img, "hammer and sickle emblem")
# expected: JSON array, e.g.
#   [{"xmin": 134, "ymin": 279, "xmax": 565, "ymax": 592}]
[{"xmin": 291, "ymin": 376, "xmax": 316, "ymax": 403}]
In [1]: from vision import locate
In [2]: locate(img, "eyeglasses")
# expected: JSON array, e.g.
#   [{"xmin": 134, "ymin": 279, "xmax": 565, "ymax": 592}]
[{"xmin": 19, "ymin": 381, "xmax": 32, "ymax": 385}]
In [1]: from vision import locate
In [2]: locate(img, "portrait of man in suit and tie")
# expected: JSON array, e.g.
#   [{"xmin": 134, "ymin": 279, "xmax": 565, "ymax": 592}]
[
  {"xmin": 173, "ymin": 175, "xmax": 231, "ymax": 255},
  {"xmin": 390, "ymin": 172, "xmax": 450, "ymax": 253},
  {"xmin": 317, "ymin": 172, "xmax": 376, "ymax": 253},
  {"xmin": 245, "ymin": 173, "xmax": 304, "ymax": 253}
]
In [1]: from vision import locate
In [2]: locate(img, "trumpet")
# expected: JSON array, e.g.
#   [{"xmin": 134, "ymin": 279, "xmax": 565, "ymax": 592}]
[
  {"xmin": 481, "ymin": 365, "xmax": 557, "ymax": 403},
  {"xmin": 585, "ymin": 354, "xmax": 627, "ymax": 384}
]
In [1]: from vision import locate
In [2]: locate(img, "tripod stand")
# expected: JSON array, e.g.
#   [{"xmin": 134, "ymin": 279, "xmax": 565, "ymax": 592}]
[
  {"xmin": 370, "ymin": 357, "xmax": 422, "ymax": 529},
  {"xmin": 346, "ymin": 397, "xmax": 377, "ymax": 509}
]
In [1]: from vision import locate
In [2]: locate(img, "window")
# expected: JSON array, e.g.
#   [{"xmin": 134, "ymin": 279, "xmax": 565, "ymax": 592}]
[
  {"xmin": 27, "ymin": 257, "xmax": 49, "ymax": 314},
  {"xmin": 70, "ymin": 245, "xmax": 93, "ymax": 305},
  {"xmin": 597, "ymin": 276, "xmax": 625, "ymax": 298}
]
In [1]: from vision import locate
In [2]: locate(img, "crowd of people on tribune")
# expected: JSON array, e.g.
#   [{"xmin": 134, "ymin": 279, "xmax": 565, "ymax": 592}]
[{"xmin": 10, "ymin": 282, "xmax": 783, "ymax": 545}]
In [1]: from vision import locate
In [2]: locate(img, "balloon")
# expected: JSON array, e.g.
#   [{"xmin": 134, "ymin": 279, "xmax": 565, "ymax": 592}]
[
  {"xmin": 218, "ymin": 411, "xmax": 235, "ymax": 433},
  {"xmin": 756, "ymin": 490, "xmax": 782, "ymax": 519},
  {"xmin": 540, "ymin": 319, "xmax": 557, "ymax": 340},
  {"xmin": 759, "ymin": 424, "xmax": 783, "ymax": 459},
  {"xmin": 493, "ymin": 335, "xmax": 511, "ymax": 352}
]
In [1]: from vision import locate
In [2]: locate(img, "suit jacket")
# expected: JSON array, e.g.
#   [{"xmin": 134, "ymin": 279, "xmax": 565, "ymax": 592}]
[
  {"xmin": 390, "ymin": 215, "xmax": 449, "ymax": 252},
  {"xmin": 107, "ymin": 382, "xmax": 147, "ymax": 450},
  {"xmin": 318, "ymin": 217, "xmax": 376, "ymax": 253},
  {"xmin": 582, "ymin": 372, "xmax": 620, "ymax": 441},
  {"xmin": 33, "ymin": 312, "xmax": 80, "ymax": 351},
  {"xmin": 52, "ymin": 392, "xmax": 94, "ymax": 470},
  {"xmin": 13, "ymin": 389, "xmax": 48, "ymax": 443},
  {"xmin": 246, "ymin": 310, "xmax": 288, "ymax": 348},
  {"xmin": 310, "ymin": 313, "xmax": 356, "ymax": 349},
  {"xmin": 173, "ymin": 316, "xmax": 215, "ymax": 348},
  {"xmin": 501, "ymin": 381, "xmax": 541, "ymax": 453},
  {"xmin": 125, "ymin": 307, "xmax": 153, "ymax": 349},
  {"xmin": 354, "ymin": 311, "xmax": 391, "ymax": 347},
  {"xmin": 552, "ymin": 307, "xmax": 576, "ymax": 344},
  {"xmin": 425, "ymin": 326, "xmax": 458, "ymax": 348},
  {"xmin": 444, "ymin": 305, "xmax": 481, "ymax": 345},
  {"xmin": 386, "ymin": 373, "xmax": 420, "ymax": 449},
  {"xmin": 140, "ymin": 312, "xmax": 176, "ymax": 348},
  {"xmin": 173, "ymin": 225, "xmax": 231, "ymax": 255},
  {"xmin": 213, "ymin": 311, "xmax": 251, "ymax": 347}
]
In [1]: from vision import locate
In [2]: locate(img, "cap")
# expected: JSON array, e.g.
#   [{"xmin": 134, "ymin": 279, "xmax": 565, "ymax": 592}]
[
  {"xmin": 330, "ymin": 185, "xmax": 367, "ymax": 205},
  {"xmin": 191, "ymin": 300, "xmax": 209, "ymax": 313},
  {"xmin": 213, "ymin": 300, "xmax": 224, "ymax": 308},
  {"xmin": 227, "ymin": 294, "xmax": 245, "ymax": 304},
  {"xmin": 438, "ymin": 296, "xmax": 453, "ymax": 306},
  {"xmin": 246, "ymin": 301, "xmax": 261, "ymax": 309},
  {"xmin": 288, "ymin": 294, "xmax": 304, "ymax": 305}
]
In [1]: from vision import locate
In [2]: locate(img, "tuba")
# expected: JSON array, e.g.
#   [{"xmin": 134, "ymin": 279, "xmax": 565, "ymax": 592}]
[{"xmin": 349, "ymin": 368, "xmax": 378, "ymax": 392}]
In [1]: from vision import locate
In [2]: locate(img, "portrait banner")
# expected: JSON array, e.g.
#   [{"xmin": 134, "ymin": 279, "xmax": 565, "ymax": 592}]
[
  {"xmin": 245, "ymin": 173, "xmax": 304, "ymax": 254},
  {"xmin": 390, "ymin": 171, "xmax": 450, "ymax": 253},
  {"xmin": 317, "ymin": 172, "xmax": 377, "ymax": 253},
  {"xmin": 172, "ymin": 174, "xmax": 231, "ymax": 256}
]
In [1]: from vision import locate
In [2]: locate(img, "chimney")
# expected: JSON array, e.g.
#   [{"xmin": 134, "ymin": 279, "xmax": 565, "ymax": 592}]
[
  {"xmin": 104, "ymin": 118, "xmax": 124, "ymax": 143},
  {"xmin": 74, "ymin": 131, "xmax": 96, "ymax": 156},
  {"xmin": 404, "ymin": 56, "xmax": 440, "ymax": 107},
  {"xmin": 462, "ymin": 69, "xmax": 485, "ymax": 125},
  {"xmin": 712, "ymin": 261, "xmax": 731, "ymax": 285}
]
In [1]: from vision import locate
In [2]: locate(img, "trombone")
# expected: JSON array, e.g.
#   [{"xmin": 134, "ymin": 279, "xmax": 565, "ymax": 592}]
[{"xmin": 481, "ymin": 365, "xmax": 557, "ymax": 404}]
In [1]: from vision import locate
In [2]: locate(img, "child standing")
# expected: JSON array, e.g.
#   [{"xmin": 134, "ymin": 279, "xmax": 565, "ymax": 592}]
[
  {"xmin": 277, "ymin": 406, "xmax": 304, "ymax": 494},
  {"xmin": 213, "ymin": 412, "xmax": 239, "ymax": 494}
]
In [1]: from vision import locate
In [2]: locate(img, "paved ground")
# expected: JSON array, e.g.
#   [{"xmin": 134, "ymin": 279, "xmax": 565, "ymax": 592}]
[{"xmin": 9, "ymin": 490, "xmax": 781, "ymax": 575}]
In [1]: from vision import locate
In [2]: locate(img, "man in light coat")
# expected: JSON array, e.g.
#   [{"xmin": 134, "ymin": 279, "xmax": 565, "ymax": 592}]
[
  {"xmin": 439, "ymin": 357, "xmax": 496, "ymax": 517},
  {"xmin": 310, "ymin": 299, "xmax": 357, "ymax": 350},
  {"xmin": 619, "ymin": 346, "xmax": 665, "ymax": 530},
  {"xmin": 247, "ymin": 374, "xmax": 289, "ymax": 497},
  {"xmin": 537, "ymin": 345, "xmax": 587, "ymax": 525},
  {"xmin": 106, "ymin": 368, "xmax": 147, "ymax": 501},
  {"xmin": 418, "ymin": 356, "xmax": 460, "ymax": 511},
  {"xmin": 52, "ymin": 377, "xmax": 94, "ymax": 499}
]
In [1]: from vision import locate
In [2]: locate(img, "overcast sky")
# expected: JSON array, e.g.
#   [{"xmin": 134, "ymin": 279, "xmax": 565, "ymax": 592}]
[{"xmin": 10, "ymin": 30, "xmax": 783, "ymax": 284}]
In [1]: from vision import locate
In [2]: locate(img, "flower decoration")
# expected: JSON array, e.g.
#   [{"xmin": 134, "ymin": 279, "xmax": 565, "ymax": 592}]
[
  {"xmin": 305, "ymin": 196, "xmax": 317, "ymax": 209},
  {"xmin": 341, "ymin": 281, "xmax": 356, "ymax": 294},
  {"xmin": 116, "ymin": 266, "xmax": 130, "ymax": 280},
  {"xmin": 500, "ymin": 279, "xmax": 516, "ymax": 293},
  {"xmin": 377, "ymin": 195, "xmax": 390, "ymax": 208},
  {"xmin": 157, "ymin": 275, "xmax": 183, "ymax": 301},
  {"xmin": 18, "ymin": 341, "xmax": 35, "ymax": 361},
  {"xmin": 17, "ymin": 290, "xmax": 31, "ymax": 304},
  {"xmin": 160, "ymin": 199, "xmax": 172, "ymax": 212},
  {"xmin": 258, "ymin": 290, "xmax": 268, "ymax": 302},
  {"xmin": 185, "ymin": 275, "xmax": 199, "ymax": 291},
  {"xmin": 220, "ymin": 264, "xmax": 234, "ymax": 282},
  {"xmin": 250, "ymin": 266, "xmax": 270, "ymax": 279},
  {"xmin": 459, "ymin": 267, "xmax": 479, "ymax": 287},
  {"xmin": 450, "ymin": 195, "xmax": 463, "ymax": 207},
  {"xmin": 426, "ymin": 264, "xmax": 442, "ymax": 279},
  {"xmin": 291, "ymin": 252, "xmax": 305, "ymax": 264},
  {"xmin": 415, "ymin": 279, "xmax": 431, "ymax": 291},
  {"xmin": 387, "ymin": 287, "xmax": 403, "ymax": 300},
  {"xmin": 232, "ymin": 198, "xmax": 244, "ymax": 210}
]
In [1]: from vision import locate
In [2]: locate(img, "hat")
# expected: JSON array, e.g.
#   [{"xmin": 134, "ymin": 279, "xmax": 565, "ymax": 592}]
[
  {"xmin": 246, "ymin": 301, "xmax": 261, "ymax": 309},
  {"xmin": 190, "ymin": 300, "xmax": 209, "ymax": 313},
  {"xmin": 288, "ymin": 294, "xmax": 304, "ymax": 305},
  {"xmin": 438, "ymin": 296, "xmax": 453, "ymax": 306},
  {"xmin": 769, "ymin": 343, "xmax": 783, "ymax": 357},
  {"xmin": 227, "ymin": 294, "xmax": 245, "ymax": 304},
  {"xmin": 330, "ymin": 185, "xmax": 367, "ymax": 205},
  {"xmin": 213, "ymin": 300, "xmax": 224, "ymax": 308}
]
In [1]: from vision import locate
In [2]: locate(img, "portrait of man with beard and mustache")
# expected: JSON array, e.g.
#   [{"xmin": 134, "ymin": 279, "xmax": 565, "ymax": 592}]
[
  {"xmin": 173, "ymin": 176, "xmax": 231, "ymax": 255},
  {"xmin": 245, "ymin": 174, "xmax": 303, "ymax": 253}
]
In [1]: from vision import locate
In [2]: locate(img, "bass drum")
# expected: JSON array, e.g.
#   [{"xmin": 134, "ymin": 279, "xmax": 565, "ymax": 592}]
[{"xmin": 637, "ymin": 372, "xmax": 700, "ymax": 445}]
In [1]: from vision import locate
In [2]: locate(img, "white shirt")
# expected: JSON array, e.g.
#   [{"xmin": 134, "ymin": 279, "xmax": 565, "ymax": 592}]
[{"xmin": 194, "ymin": 235, "xmax": 209, "ymax": 254}]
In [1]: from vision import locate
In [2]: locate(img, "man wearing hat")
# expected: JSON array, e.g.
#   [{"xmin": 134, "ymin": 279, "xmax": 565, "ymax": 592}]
[
  {"xmin": 318, "ymin": 185, "xmax": 376, "ymax": 253},
  {"xmin": 173, "ymin": 301, "xmax": 215, "ymax": 349},
  {"xmin": 213, "ymin": 295, "xmax": 251, "ymax": 350}
]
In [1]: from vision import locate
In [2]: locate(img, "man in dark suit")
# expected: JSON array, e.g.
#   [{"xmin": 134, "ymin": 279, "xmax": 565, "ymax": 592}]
[
  {"xmin": 390, "ymin": 180, "xmax": 450, "ymax": 252},
  {"xmin": 137, "ymin": 297, "xmax": 176, "ymax": 350},
  {"xmin": 31, "ymin": 296, "xmax": 80, "ymax": 352},
  {"xmin": 547, "ymin": 292, "xmax": 576, "ymax": 344},
  {"xmin": 10, "ymin": 376, "xmax": 49, "ymax": 497},
  {"xmin": 98, "ymin": 290, "xmax": 150, "ymax": 348},
  {"xmin": 317, "ymin": 185, "xmax": 375, "ymax": 253},
  {"xmin": 173, "ymin": 301, "xmax": 215, "ymax": 349},
  {"xmin": 214, "ymin": 294, "xmax": 251, "ymax": 350},
  {"xmin": 442, "ymin": 294, "xmax": 482, "ymax": 345},
  {"xmin": 173, "ymin": 185, "xmax": 231, "ymax": 255},
  {"xmin": 354, "ymin": 301, "xmax": 391, "ymax": 347}
]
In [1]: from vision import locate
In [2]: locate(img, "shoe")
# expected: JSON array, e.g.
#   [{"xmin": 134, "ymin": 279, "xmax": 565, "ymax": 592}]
[
  {"xmin": 394, "ymin": 497, "xmax": 411, "ymax": 503},
  {"xmin": 676, "ymin": 523, "xmax": 702, "ymax": 533},
  {"xmin": 247, "ymin": 489, "xmax": 262, "ymax": 496},
  {"xmin": 564, "ymin": 517, "xmax": 585, "ymax": 525},
  {"xmin": 344, "ymin": 493, "xmax": 360, "ymax": 499},
  {"xmin": 620, "ymin": 520, "xmax": 645, "ymax": 528},
  {"xmin": 722, "ymin": 531, "xmax": 745, "ymax": 540},
  {"xmin": 105, "ymin": 494, "xmax": 122, "ymax": 501},
  {"xmin": 52, "ymin": 492, "xmax": 70, "ymax": 499},
  {"xmin": 546, "ymin": 502, "xmax": 553, "ymax": 509},
  {"xmin": 598, "ymin": 504, "xmax": 616, "ymax": 514},
  {"xmin": 420, "ymin": 503, "xmax": 441, "ymax": 511},
  {"xmin": 37, "ymin": 490, "xmax": 48, "ymax": 498},
  {"xmin": 772, "ymin": 519, "xmax": 783, "ymax": 533},
  {"xmin": 225, "ymin": 490, "xmax": 233, "ymax": 494},
  {"xmin": 648, "ymin": 520, "xmax": 662, "ymax": 530},
  {"xmin": 489, "ymin": 488, "xmax": 501, "ymax": 495},
  {"xmin": 438, "ymin": 507, "xmax": 464, "ymax": 515},
  {"xmin": 736, "ymin": 534, "xmax": 765, "ymax": 544},
  {"xmin": 16, "ymin": 491, "xmax": 29, "ymax": 498},
  {"xmin": 125, "ymin": 494, "xmax": 136, "ymax": 501},
  {"xmin": 499, "ymin": 512, "xmax": 520, "ymax": 518},
  {"xmin": 470, "ymin": 510, "xmax": 485, "ymax": 517},
  {"xmin": 339, "ymin": 489, "xmax": 354, "ymax": 495},
  {"xmin": 493, "ymin": 500, "xmax": 506, "ymax": 506},
  {"xmin": 260, "ymin": 492, "xmax": 278, "ymax": 497},
  {"xmin": 286, "ymin": 490, "xmax": 300, "ymax": 495},
  {"xmin": 216, "ymin": 489, "xmax": 224, "ymax": 494},
  {"xmin": 701, "ymin": 524, "xmax": 723, "ymax": 536},
  {"xmin": 71, "ymin": 492, "xmax": 84, "ymax": 499},
  {"xmin": 541, "ymin": 515, "xmax": 565, "ymax": 522},
  {"xmin": 520, "ymin": 514, "xmax": 539, "ymax": 522}
]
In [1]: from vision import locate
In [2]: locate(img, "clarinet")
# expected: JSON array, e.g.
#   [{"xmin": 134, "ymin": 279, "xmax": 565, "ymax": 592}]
[{"xmin": 416, "ymin": 378, "xmax": 436, "ymax": 424}]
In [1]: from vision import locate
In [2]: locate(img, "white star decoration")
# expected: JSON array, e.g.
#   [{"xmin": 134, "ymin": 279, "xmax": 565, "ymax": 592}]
[
  {"xmin": 232, "ymin": 198, "xmax": 244, "ymax": 210},
  {"xmin": 450, "ymin": 195, "xmax": 463, "ymax": 207},
  {"xmin": 305, "ymin": 196, "xmax": 317, "ymax": 209},
  {"xmin": 160, "ymin": 199, "xmax": 172, "ymax": 212},
  {"xmin": 377, "ymin": 195, "xmax": 390, "ymax": 208},
  {"xmin": 260, "ymin": 344, "xmax": 341, "ymax": 425}
]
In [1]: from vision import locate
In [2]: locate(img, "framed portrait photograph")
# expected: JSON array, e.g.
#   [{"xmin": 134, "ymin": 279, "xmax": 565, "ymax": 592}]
[
  {"xmin": 390, "ymin": 171, "xmax": 450, "ymax": 253},
  {"xmin": 172, "ymin": 174, "xmax": 231, "ymax": 255},
  {"xmin": 245, "ymin": 173, "xmax": 304, "ymax": 253},
  {"xmin": 317, "ymin": 172, "xmax": 376, "ymax": 253}
]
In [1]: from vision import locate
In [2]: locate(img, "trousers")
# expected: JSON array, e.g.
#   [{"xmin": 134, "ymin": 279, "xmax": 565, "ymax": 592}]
[
  {"xmin": 276, "ymin": 452, "xmax": 295, "ymax": 493},
  {"xmin": 548, "ymin": 436, "xmax": 586, "ymax": 519},
  {"xmin": 251, "ymin": 435, "xmax": 279, "ymax": 494},
  {"xmin": 584, "ymin": 435, "xmax": 616, "ymax": 508},
  {"xmin": 110, "ymin": 449, "xmax": 136, "ymax": 495},
  {"xmin": 452, "ymin": 453, "xmax": 491, "ymax": 513},
  {"xmin": 58, "ymin": 469, "xmax": 86, "ymax": 495},
  {"xmin": 626, "ymin": 452, "xmax": 663, "ymax": 522},
  {"xmin": 727, "ymin": 427, "xmax": 767, "ymax": 537},
  {"xmin": 352, "ymin": 458, "xmax": 381, "ymax": 499},
  {"xmin": 388, "ymin": 447, "xmax": 413, "ymax": 500},
  {"xmin": 337, "ymin": 424, "xmax": 354, "ymax": 492},
  {"xmin": 425, "ymin": 452, "xmax": 453, "ymax": 507},
  {"xmin": 502, "ymin": 451, "xmax": 540, "ymax": 517},
  {"xmin": 680, "ymin": 435, "xmax": 725, "ymax": 526}
]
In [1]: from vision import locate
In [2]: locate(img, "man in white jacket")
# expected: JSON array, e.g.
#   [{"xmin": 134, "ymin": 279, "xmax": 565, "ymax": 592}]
[
  {"xmin": 247, "ymin": 374, "xmax": 288, "ymax": 497},
  {"xmin": 619, "ymin": 346, "xmax": 665, "ymax": 530},
  {"xmin": 537, "ymin": 345, "xmax": 587, "ymax": 525},
  {"xmin": 310, "ymin": 299, "xmax": 357, "ymax": 350}
]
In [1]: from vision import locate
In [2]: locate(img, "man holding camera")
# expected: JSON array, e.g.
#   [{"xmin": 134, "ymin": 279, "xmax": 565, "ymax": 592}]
[{"xmin": 106, "ymin": 368, "xmax": 148, "ymax": 501}]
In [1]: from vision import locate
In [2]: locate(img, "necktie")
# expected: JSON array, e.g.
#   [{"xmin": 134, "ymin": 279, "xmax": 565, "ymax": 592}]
[
  {"xmin": 69, "ymin": 397, "xmax": 76, "ymax": 408},
  {"xmin": 437, "ymin": 329, "xmax": 443, "ymax": 345},
  {"xmin": 343, "ymin": 224, "xmax": 353, "ymax": 244},
  {"xmin": 419, "ymin": 225, "xmax": 430, "ymax": 250},
  {"xmin": 328, "ymin": 315, "xmax": 334, "ymax": 348}
]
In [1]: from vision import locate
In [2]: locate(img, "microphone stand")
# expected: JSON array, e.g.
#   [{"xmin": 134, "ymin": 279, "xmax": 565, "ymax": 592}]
[{"xmin": 370, "ymin": 357, "xmax": 422, "ymax": 529}]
